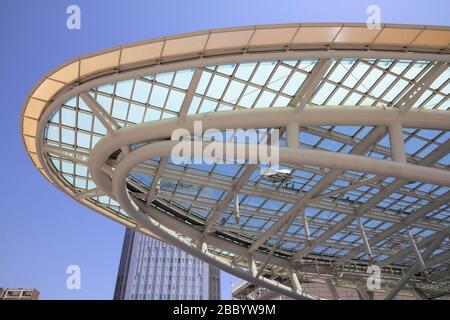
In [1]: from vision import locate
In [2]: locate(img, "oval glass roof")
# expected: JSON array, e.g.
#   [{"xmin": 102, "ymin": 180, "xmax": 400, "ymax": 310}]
[{"xmin": 21, "ymin": 23, "xmax": 450, "ymax": 299}]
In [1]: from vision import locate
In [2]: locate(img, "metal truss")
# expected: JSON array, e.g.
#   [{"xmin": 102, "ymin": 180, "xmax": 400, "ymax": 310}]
[{"xmin": 22, "ymin": 24, "xmax": 450, "ymax": 300}]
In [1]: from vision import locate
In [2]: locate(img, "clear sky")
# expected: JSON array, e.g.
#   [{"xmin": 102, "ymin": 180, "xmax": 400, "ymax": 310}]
[{"xmin": 0, "ymin": 0, "xmax": 448, "ymax": 300}]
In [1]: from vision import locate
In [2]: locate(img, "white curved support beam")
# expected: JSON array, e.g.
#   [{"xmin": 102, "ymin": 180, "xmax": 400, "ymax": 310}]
[
  {"xmin": 93, "ymin": 139, "xmax": 450, "ymax": 263},
  {"xmin": 75, "ymin": 188, "xmax": 105, "ymax": 200},
  {"xmin": 102, "ymin": 140, "xmax": 450, "ymax": 270},
  {"xmin": 112, "ymin": 149, "xmax": 320, "ymax": 300},
  {"xmin": 88, "ymin": 108, "xmax": 450, "ymax": 158},
  {"xmin": 23, "ymin": 26, "xmax": 450, "ymax": 300},
  {"xmin": 109, "ymin": 137, "xmax": 448, "ymax": 297},
  {"xmin": 85, "ymin": 107, "xmax": 449, "ymax": 200}
]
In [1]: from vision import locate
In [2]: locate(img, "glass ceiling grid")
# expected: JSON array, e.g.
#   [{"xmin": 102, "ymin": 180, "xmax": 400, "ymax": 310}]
[
  {"xmin": 187, "ymin": 60, "xmax": 318, "ymax": 114},
  {"xmin": 40, "ymin": 56, "xmax": 450, "ymax": 274},
  {"xmin": 311, "ymin": 59, "xmax": 440, "ymax": 109},
  {"xmin": 146, "ymin": 166, "xmax": 446, "ymax": 258},
  {"xmin": 141, "ymin": 129, "xmax": 446, "ymax": 229}
]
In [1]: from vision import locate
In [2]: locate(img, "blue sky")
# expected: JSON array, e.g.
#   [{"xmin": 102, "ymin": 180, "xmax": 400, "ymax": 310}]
[{"xmin": 0, "ymin": 0, "xmax": 448, "ymax": 300}]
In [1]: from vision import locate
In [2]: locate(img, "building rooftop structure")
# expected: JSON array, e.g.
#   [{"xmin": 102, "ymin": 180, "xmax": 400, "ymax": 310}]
[
  {"xmin": 21, "ymin": 23, "xmax": 450, "ymax": 300},
  {"xmin": 0, "ymin": 288, "xmax": 40, "ymax": 300}
]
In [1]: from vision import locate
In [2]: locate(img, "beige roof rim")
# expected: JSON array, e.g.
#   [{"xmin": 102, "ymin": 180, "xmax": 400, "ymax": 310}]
[{"xmin": 21, "ymin": 23, "xmax": 450, "ymax": 175}]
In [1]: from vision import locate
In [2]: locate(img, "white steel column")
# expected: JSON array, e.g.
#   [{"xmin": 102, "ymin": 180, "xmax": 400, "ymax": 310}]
[
  {"xmin": 248, "ymin": 254, "xmax": 258, "ymax": 278},
  {"xmin": 286, "ymin": 122, "xmax": 299, "ymax": 148},
  {"xmin": 407, "ymin": 229, "xmax": 427, "ymax": 270},
  {"xmin": 234, "ymin": 192, "xmax": 241, "ymax": 224},
  {"xmin": 388, "ymin": 122, "xmax": 406, "ymax": 163},
  {"xmin": 145, "ymin": 157, "xmax": 168, "ymax": 204},
  {"xmin": 74, "ymin": 188, "xmax": 104, "ymax": 200},
  {"xmin": 289, "ymin": 269, "xmax": 303, "ymax": 293},
  {"xmin": 358, "ymin": 218, "xmax": 373, "ymax": 259},
  {"xmin": 325, "ymin": 279, "xmax": 340, "ymax": 300},
  {"xmin": 356, "ymin": 282, "xmax": 371, "ymax": 300},
  {"xmin": 301, "ymin": 208, "xmax": 311, "ymax": 242}
]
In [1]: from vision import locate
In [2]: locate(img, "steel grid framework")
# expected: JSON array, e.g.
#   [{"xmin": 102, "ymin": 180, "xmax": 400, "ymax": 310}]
[{"xmin": 21, "ymin": 23, "xmax": 450, "ymax": 300}]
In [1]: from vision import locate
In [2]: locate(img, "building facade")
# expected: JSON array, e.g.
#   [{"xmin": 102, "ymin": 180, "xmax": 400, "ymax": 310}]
[
  {"xmin": 114, "ymin": 229, "xmax": 221, "ymax": 300},
  {"xmin": 0, "ymin": 288, "xmax": 40, "ymax": 300}
]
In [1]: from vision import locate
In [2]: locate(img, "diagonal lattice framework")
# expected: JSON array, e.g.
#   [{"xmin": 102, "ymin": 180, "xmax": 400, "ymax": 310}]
[{"xmin": 21, "ymin": 23, "xmax": 450, "ymax": 300}]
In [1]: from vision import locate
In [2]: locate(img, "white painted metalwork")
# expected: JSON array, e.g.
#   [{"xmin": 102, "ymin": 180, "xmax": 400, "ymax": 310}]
[{"xmin": 21, "ymin": 23, "xmax": 450, "ymax": 300}]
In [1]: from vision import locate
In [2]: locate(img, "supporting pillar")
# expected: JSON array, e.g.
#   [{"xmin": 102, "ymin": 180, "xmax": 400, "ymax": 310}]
[
  {"xmin": 356, "ymin": 281, "xmax": 371, "ymax": 300},
  {"xmin": 301, "ymin": 209, "xmax": 311, "ymax": 242},
  {"xmin": 407, "ymin": 229, "xmax": 426, "ymax": 270},
  {"xmin": 248, "ymin": 255, "xmax": 258, "ymax": 278},
  {"xmin": 325, "ymin": 279, "xmax": 340, "ymax": 300},
  {"xmin": 358, "ymin": 218, "xmax": 373, "ymax": 259},
  {"xmin": 201, "ymin": 241, "xmax": 208, "ymax": 254},
  {"xmin": 289, "ymin": 269, "xmax": 303, "ymax": 293},
  {"xmin": 286, "ymin": 122, "xmax": 299, "ymax": 149},
  {"xmin": 388, "ymin": 122, "xmax": 406, "ymax": 163},
  {"xmin": 234, "ymin": 192, "xmax": 240, "ymax": 224}
]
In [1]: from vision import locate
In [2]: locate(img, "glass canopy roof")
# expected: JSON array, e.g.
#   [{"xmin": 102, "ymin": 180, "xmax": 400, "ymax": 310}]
[
  {"xmin": 42, "ymin": 57, "xmax": 449, "ymax": 271},
  {"xmin": 21, "ymin": 23, "xmax": 450, "ymax": 299}
]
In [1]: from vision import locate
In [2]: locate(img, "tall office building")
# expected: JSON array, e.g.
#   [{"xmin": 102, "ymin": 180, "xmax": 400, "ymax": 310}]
[{"xmin": 114, "ymin": 229, "xmax": 221, "ymax": 300}]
